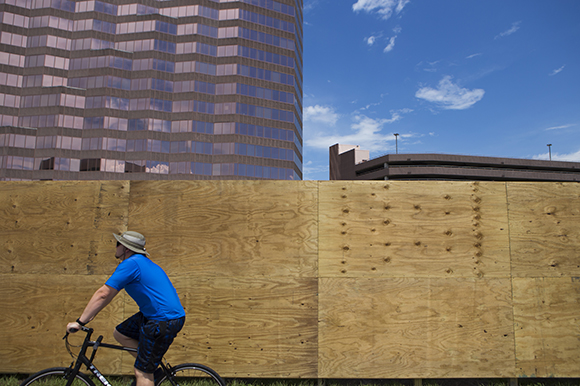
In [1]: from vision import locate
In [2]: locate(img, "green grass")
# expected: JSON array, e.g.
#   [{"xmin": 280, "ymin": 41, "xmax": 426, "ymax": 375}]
[{"xmin": 3, "ymin": 375, "xmax": 580, "ymax": 386}]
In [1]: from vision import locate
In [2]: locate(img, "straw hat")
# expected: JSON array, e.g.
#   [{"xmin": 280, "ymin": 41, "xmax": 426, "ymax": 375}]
[{"xmin": 113, "ymin": 231, "xmax": 150, "ymax": 256}]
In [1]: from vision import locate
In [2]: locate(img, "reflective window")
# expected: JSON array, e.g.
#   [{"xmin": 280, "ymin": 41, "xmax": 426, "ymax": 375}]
[
  {"xmin": 1, "ymin": 32, "xmax": 28, "ymax": 47},
  {"xmin": 0, "ymin": 53, "xmax": 25, "ymax": 68},
  {"xmin": 216, "ymin": 83, "xmax": 293, "ymax": 104},
  {"xmin": 217, "ymin": 45, "xmax": 294, "ymax": 69},
  {"xmin": 170, "ymin": 120, "xmax": 213, "ymax": 133}
]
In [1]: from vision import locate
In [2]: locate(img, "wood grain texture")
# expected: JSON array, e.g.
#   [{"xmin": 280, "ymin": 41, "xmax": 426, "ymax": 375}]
[
  {"xmin": 127, "ymin": 180, "xmax": 318, "ymax": 278},
  {"xmin": 319, "ymin": 181, "xmax": 510, "ymax": 278},
  {"xmin": 318, "ymin": 277, "xmax": 515, "ymax": 378},
  {"xmin": 165, "ymin": 276, "xmax": 318, "ymax": 378},
  {"xmin": 0, "ymin": 274, "xmax": 126, "ymax": 374},
  {"xmin": 507, "ymin": 182, "xmax": 580, "ymax": 277},
  {"xmin": 513, "ymin": 277, "xmax": 580, "ymax": 377},
  {"xmin": 0, "ymin": 181, "xmax": 130, "ymax": 275}
]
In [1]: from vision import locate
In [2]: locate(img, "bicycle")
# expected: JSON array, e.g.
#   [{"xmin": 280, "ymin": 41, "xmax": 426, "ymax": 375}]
[{"xmin": 19, "ymin": 325, "xmax": 227, "ymax": 386}]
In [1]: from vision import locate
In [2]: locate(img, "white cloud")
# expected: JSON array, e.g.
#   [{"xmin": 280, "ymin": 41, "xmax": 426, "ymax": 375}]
[
  {"xmin": 545, "ymin": 124, "xmax": 574, "ymax": 131},
  {"xmin": 466, "ymin": 53, "xmax": 482, "ymax": 59},
  {"xmin": 304, "ymin": 105, "xmax": 339, "ymax": 126},
  {"xmin": 384, "ymin": 36, "xmax": 397, "ymax": 52},
  {"xmin": 365, "ymin": 36, "xmax": 376, "ymax": 46},
  {"xmin": 495, "ymin": 21, "xmax": 521, "ymax": 39},
  {"xmin": 352, "ymin": 0, "xmax": 410, "ymax": 20},
  {"xmin": 302, "ymin": 160, "xmax": 329, "ymax": 180},
  {"xmin": 303, "ymin": 0, "xmax": 319, "ymax": 12},
  {"xmin": 305, "ymin": 110, "xmax": 412, "ymax": 152},
  {"xmin": 549, "ymin": 65, "xmax": 566, "ymax": 76},
  {"xmin": 533, "ymin": 149, "xmax": 580, "ymax": 162},
  {"xmin": 415, "ymin": 75, "xmax": 485, "ymax": 110}
]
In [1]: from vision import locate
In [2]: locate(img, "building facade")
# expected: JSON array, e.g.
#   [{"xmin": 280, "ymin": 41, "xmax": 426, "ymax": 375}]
[
  {"xmin": 0, "ymin": 0, "xmax": 303, "ymax": 181},
  {"xmin": 330, "ymin": 144, "xmax": 580, "ymax": 182}
]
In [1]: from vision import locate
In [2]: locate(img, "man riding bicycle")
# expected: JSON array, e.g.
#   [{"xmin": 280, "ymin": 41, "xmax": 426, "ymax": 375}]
[{"xmin": 66, "ymin": 231, "xmax": 186, "ymax": 386}]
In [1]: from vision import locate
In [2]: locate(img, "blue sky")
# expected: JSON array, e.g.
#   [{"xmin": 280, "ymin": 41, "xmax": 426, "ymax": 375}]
[{"xmin": 301, "ymin": 0, "xmax": 580, "ymax": 180}]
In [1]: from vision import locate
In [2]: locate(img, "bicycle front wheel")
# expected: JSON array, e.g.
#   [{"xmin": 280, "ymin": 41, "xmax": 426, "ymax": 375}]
[
  {"xmin": 19, "ymin": 367, "xmax": 95, "ymax": 386},
  {"xmin": 158, "ymin": 363, "xmax": 226, "ymax": 386}
]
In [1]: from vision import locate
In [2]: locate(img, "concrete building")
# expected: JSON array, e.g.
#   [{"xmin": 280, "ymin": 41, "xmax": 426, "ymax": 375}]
[
  {"xmin": 0, "ymin": 0, "xmax": 303, "ymax": 181},
  {"xmin": 330, "ymin": 144, "xmax": 580, "ymax": 182}
]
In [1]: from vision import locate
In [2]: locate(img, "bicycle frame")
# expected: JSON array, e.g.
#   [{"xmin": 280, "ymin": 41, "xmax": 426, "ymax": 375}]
[{"xmin": 64, "ymin": 325, "xmax": 172, "ymax": 386}]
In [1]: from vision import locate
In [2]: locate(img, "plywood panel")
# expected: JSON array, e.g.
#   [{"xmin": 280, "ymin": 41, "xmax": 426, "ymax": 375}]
[
  {"xmin": 0, "ymin": 181, "xmax": 130, "ymax": 275},
  {"xmin": 507, "ymin": 182, "xmax": 580, "ymax": 277},
  {"xmin": 2, "ymin": 180, "xmax": 580, "ymax": 379},
  {"xmin": 127, "ymin": 180, "xmax": 318, "ymax": 278},
  {"xmin": 164, "ymin": 276, "xmax": 318, "ymax": 378},
  {"xmin": 319, "ymin": 277, "xmax": 515, "ymax": 378},
  {"xmin": 0, "ymin": 274, "xmax": 127, "ymax": 374},
  {"xmin": 319, "ymin": 181, "xmax": 510, "ymax": 278},
  {"xmin": 513, "ymin": 277, "xmax": 580, "ymax": 377}
]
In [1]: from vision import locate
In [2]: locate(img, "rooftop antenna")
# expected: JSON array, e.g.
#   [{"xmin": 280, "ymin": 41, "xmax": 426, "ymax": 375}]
[
  {"xmin": 394, "ymin": 133, "xmax": 399, "ymax": 154},
  {"xmin": 547, "ymin": 144, "xmax": 552, "ymax": 161}
]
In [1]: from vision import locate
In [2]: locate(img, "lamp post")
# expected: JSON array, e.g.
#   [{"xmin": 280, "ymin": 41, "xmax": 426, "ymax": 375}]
[
  {"xmin": 394, "ymin": 133, "xmax": 399, "ymax": 154},
  {"xmin": 547, "ymin": 144, "xmax": 552, "ymax": 161}
]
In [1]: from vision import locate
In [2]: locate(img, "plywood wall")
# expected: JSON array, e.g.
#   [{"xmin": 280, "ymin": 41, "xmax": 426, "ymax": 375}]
[{"xmin": 1, "ymin": 180, "xmax": 579, "ymax": 379}]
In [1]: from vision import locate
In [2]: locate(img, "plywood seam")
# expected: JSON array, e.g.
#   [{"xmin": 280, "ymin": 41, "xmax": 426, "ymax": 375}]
[
  {"xmin": 505, "ymin": 182, "xmax": 518, "ymax": 375},
  {"xmin": 316, "ymin": 181, "xmax": 322, "ymax": 378}
]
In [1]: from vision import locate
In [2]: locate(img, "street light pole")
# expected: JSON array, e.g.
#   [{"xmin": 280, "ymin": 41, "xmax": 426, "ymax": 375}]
[
  {"xmin": 547, "ymin": 144, "xmax": 552, "ymax": 161},
  {"xmin": 394, "ymin": 133, "xmax": 399, "ymax": 154}
]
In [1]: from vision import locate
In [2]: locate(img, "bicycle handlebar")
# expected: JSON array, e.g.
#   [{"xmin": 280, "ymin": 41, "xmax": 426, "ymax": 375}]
[{"xmin": 63, "ymin": 325, "xmax": 93, "ymax": 340}]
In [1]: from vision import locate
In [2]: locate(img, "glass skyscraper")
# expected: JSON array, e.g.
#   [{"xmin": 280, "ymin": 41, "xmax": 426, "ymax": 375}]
[{"xmin": 0, "ymin": 0, "xmax": 303, "ymax": 180}]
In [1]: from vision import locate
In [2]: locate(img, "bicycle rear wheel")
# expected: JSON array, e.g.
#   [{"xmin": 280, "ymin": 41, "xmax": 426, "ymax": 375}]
[
  {"xmin": 19, "ymin": 367, "xmax": 95, "ymax": 386},
  {"xmin": 158, "ymin": 363, "xmax": 226, "ymax": 386}
]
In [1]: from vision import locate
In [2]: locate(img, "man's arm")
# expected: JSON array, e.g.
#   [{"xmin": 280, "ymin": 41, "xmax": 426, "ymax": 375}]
[{"xmin": 66, "ymin": 284, "xmax": 119, "ymax": 333}]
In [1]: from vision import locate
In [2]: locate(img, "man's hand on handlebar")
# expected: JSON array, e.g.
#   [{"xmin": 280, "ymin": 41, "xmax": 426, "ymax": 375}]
[{"xmin": 66, "ymin": 322, "xmax": 82, "ymax": 333}]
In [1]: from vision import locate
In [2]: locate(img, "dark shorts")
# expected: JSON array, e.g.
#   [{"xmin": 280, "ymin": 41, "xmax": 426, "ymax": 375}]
[{"xmin": 115, "ymin": 312, "xmax": 185, "ymax": 373}]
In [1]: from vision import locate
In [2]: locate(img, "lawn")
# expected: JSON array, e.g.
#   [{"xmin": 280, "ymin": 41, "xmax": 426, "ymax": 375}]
[{"xmin": 3, "ymin": 375, "xmax": 580, "ymax": 386}]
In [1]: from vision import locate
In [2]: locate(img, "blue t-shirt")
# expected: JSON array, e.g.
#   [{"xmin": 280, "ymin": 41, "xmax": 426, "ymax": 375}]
[{"xmin": 105, "ymin": 254, "xmax": 185, "ymax": 321}]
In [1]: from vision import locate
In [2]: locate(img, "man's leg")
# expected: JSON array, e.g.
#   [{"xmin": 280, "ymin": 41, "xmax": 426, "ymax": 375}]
[
  {"xmin": 113, "ymin": 329, "xmax": 138, "ymax": 358},
  {"xmin": 134, "ymin": 368, "xmax": 154, "ymax": 386},
  {"xmin": 114, "ymin": 313, "xmax": 145, "ymax": 386}
]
